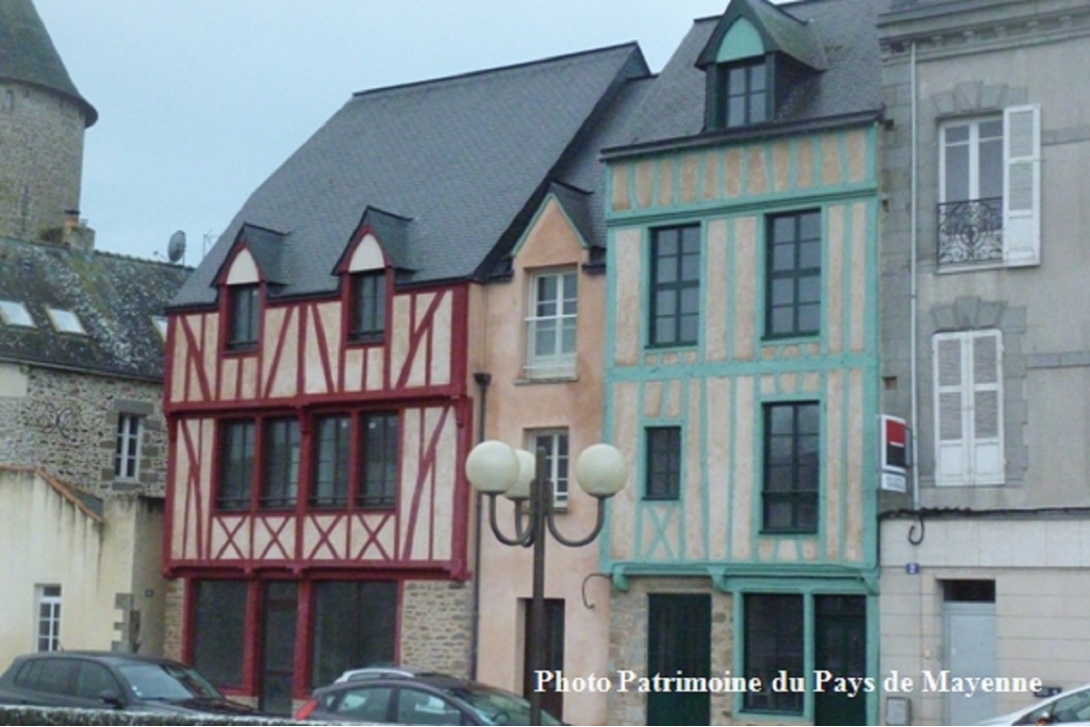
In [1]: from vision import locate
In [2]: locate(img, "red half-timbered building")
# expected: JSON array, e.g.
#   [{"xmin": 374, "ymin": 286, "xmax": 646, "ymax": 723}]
[{"xmin": 163, "ymin": 45, "xmax": 646, "ymax": 713}]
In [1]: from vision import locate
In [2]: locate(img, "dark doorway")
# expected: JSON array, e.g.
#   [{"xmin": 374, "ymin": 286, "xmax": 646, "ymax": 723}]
[
  {"xmin": 260, "ymin": 582, "xmax": 297, "ymax": 715},
  {"xmin": 647, "ymin": 594, "xmax": 710, "ymax": 726},
  {"xmin": 814, "ymin": 595, "xmax": 867, "ymax": 726},
  {"xmin": 522, "ymin": 598, "xmax": 565, "ymax": 721}
]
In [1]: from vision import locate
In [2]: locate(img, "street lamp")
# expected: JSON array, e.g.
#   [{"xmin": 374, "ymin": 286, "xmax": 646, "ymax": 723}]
[{"xmin": 465, "ymin": 440, "xmax": 627, "ymax": 726}]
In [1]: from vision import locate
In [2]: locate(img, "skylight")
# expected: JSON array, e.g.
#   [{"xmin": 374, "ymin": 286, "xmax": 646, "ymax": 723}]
[
  {"xmin": 0, "ymin": 300, "xmax": 35, "ymax": 327},
  {"xmin": 46, "ymin": 307, "xmax": 86, "ymax": 335},
  {"xmin": 151, "ymin": 315, "xmax": 168, "ymax": 340}
]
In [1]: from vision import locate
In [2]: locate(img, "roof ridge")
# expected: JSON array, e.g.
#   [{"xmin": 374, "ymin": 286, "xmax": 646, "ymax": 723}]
[{"xmin": 351, "ymin": 41, "xmax": 640, "ymax": 99}]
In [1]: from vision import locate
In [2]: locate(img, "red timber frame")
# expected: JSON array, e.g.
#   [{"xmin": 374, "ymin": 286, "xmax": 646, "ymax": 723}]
[{"xmin": 162, "ymin": 225, "xmax": 476, "ymax": 703}]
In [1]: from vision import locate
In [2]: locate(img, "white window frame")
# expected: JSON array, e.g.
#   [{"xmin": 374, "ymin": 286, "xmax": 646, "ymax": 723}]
[
  {"xmin": 115, "ymin": 414, "xmax": 143, "ymax": 480},
  {"xmin": 0, "ymin": 299, "xmax": 34, "ymax": 327},
  {"xmin": 933, "ymin": 330, "xmax": 1004, "ymax": 486},
  {"xmin": 45, "ymin": 307, "xmax": 86, "ymax": 335},
  {"xmin": 529, "ymin": 429, "xmax": 569, "ymax": 509},
  {"xmin": 36, "ymin": 585, "xmax": 62, "ymax": 652},
  {"xmin": 524, "ymin": 269, "xmax": 577, "ymax": 379}
]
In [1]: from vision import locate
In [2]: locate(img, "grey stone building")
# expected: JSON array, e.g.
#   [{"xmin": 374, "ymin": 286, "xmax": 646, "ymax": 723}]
[
  {"xmin": 0, "ymin": 0, "xmax": 188, "ymax": 668},
  {"xmin": 877, "ymin": 1, "xmax": 1090, "ymax": 724}
]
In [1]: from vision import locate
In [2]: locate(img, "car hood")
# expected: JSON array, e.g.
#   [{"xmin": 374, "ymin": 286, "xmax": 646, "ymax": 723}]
[{"xmin": 135, "ymin": 697, "xmax": 258, "ymax": 716}]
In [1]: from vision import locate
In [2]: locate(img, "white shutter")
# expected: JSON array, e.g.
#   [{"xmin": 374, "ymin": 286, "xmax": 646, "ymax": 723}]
[
  {"xmin": 934, "ymin": 334, "xmax": 967, "ymax": 486},
  {"xmin": 1003, "ymin": 104, "xmax": 1041, "ymax": 266},
  {"xmin": 969, "ymin": 330, "xmax": 1004, "ymax": 484}
]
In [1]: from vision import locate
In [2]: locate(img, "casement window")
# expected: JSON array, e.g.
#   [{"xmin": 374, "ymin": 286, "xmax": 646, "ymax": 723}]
[
  {"xmin": 645, "ymin": 426, "xmax": 681, "ymax": 501},
  {"xmin": 217, "ymin": 420, "xmax": 255, "ymax": 510},
  {"xmin": 311, "ymin": 415, "xmax": 351, "ymax": 508},
  {"xmin": 261, "ymin": 418, "xmax": 300, "ymax": 509},
  {"xmin": 359, "ymin": 412, "xmax": 398, "ymax": 509},
  {"xmin": 721, "ymin": 58, "xmax": 768, "ymax": 128},
  {"xmin": 762, "ymin": 402, "xmax": 819, "ymax": 534},
  {"xmin": 525, "ymin": 270, "xmax": 577, "ymax": 379},
  {"xmin": 933, "ymin": 330, "xmax": 1003, "ymax": 486},
  {"xmin": 227, "ymin": 284, "xmax": 260, "ymax": 350},
  {"xmin": 529, "ymin": 430, "xmax": 570, "ymax": 509},
  {"xmin": 349, "ymin": 272, "xmax": 386, "ymax": 343},
  {"xmin": 650, "ymin": 225, "xmax": 701, "ymax": 347},
  {"xmin": 743, "ymin": 594, "xmax": 803, "ymax": 714},
  {"xmin": 191, "ymin": 580, "xmax": 247, "ymax": 688},
  {"xmin": 36, "ymin": 585, "xmax": 62, "ymax": 652},
  {"xmin": 937, "ymin": 106, "xmax": 1041, "ymax": 267},
  {"xmin": 311, "ymin": 581, "xmax": 397, "ymax": 688},
  {"xmin": 114, "ymin": 414, "xmax": 143, "ymax": 480},
  {"xmin": 766, "ymin": 210, "xmax": 821, "ymax": 338}
]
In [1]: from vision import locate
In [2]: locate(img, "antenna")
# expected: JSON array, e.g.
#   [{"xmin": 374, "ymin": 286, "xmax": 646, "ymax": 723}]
[{"xmin": 167, "ymin": 230, "xmax": 187, "ymax": 265}]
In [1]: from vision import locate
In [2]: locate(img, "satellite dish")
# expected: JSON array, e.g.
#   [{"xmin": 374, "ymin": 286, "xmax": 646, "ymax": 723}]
[{"xmin": 167, "ymin": 230, "xmax": 187, "ymax": 264}]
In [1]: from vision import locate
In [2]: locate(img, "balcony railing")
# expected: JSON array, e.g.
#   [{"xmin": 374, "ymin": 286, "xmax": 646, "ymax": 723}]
[{"xmin": 937, "ymin": 197, "xmax": 1004, "ymax": 266}]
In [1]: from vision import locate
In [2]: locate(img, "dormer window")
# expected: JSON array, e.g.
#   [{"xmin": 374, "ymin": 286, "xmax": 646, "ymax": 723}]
[
  {"xmin": 349, "ymin": 271, "xmax": 385, "ymax": 343},
  {"xmin": 723, "ymin": 58, "xmax": 768, "ymax": 127},
  {"xmin": 227, "ymin": 284, "xmax": 259, "ymax": 351}
]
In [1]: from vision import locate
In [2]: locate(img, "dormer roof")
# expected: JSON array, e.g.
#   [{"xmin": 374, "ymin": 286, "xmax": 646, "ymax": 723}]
[{"xmin": 696, "ymin": 0, "xmax": 828, "ymax": 71}]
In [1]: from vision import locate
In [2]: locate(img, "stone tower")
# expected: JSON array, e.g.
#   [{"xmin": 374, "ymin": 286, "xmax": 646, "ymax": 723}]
[{"xmin": 0, "ymin": 0, "xmax": 96, "ymax": 243}]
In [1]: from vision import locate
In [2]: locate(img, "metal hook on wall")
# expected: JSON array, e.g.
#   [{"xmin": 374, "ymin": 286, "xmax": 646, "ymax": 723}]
[{"xmin": 581, "ymin": 572, "xmax": 611, "ymax": 610}]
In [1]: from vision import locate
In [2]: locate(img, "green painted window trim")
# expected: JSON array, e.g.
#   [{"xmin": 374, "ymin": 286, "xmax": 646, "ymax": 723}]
[
  {"xmin": 761, "ymin": 401, "xmax": 820, "ymax": 534},
  {"xmin": 765, "ymin": 209, "xmax": 822, "ymax": 339},
  {"xmin": 648, "ymin": 224, "xmax": 701, "ymax": 348},
  {"xmin": 644, "ymin": 426, "xmax": 682, "ymax": 500}
]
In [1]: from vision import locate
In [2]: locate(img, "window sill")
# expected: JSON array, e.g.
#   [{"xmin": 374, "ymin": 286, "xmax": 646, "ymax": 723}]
[
  {"xmin": 224, "ymin": 344, "xmax": 258, "ymax": 356},
  {"xmin": 347, "ymin": 335, "xmax": 385, "ymax": 347},
  {"xmin": 515, "ymin": 375, "xmax": 579, "ymax": 386}
]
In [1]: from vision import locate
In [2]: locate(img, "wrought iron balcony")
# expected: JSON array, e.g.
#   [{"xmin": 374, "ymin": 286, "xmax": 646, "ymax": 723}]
[{"xmin": 937, "ymin": 197, "xmax": 1004, "ymax": 265}]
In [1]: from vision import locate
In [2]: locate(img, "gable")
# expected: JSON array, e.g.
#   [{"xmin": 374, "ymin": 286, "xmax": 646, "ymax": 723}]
[
  {"xmin": 717, "ymin": 17, "xmax": 765, "ymax": 62},
  {"xmin": 225, "ymin": 248, "xmax": 260, "ymax": 285},
  {"xmin": 348, "ymin": 233, "xmax": 386, "ymax": 273}
]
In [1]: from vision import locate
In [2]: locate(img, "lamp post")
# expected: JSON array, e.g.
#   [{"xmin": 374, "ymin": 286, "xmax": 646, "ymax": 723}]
[{"xmin": 465, "ymin": 440, "xmax": 627, "ymax": 726}]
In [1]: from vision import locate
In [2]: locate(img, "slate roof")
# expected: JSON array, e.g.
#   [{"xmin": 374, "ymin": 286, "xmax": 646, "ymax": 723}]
[
  {"xmin": 0, "ymin": 238, "xmax": 189, "ymax": 381},
  {"xmin": 173, "ymin": 44, "xmax": 648, "ymax": 308},
  {"xmin": 608, "ymin": 0, "xmax": 889, "ymax": 155},
  {"xmin": 0, "ymin": 0, "xmax": 96, "ymax": 125}
]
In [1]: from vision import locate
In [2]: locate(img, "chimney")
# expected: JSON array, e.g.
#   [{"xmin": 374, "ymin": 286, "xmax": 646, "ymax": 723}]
[{"xmin": 61, "ymin": 208, "xmax": 95, "ymax": 252}]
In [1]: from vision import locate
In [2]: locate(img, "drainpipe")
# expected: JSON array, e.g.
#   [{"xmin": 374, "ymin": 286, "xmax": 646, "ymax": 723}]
[
  {"xmin": 469, "ymin": 372, "xmax": 491, "ymax": 680},
  {"xmin": 910, "ymin": 42, "xmax": 921, "ymax": 510}
]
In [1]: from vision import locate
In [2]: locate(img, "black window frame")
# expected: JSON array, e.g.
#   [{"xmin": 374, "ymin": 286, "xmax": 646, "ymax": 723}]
[
  {"xmin": 765, "ymin": 209, "xmax": 822, "ymax": 339},
  {"xmin": 644, "ymin": 426, "xmax": 682, "ymax": 501},
  {"xmin": 357, "ymin": 412, "xmax": 399, "ymax": 509},
  {"xmin": 310, "ymin": 581, "xmax": 397, "ymax": 689},
  {"xmin": 226, "ymin": 284, "xmax": 260, "ymax": 351},
  {"xmin": 762, "ymin": 401, "xmax": 820, "ymax": 534},
  {"xmin": 261, "ymin": 417, "xmax": 300, "ymax": 510},
  {"xmin": 649, "ymin": 225, "xmax": 701, "ymax": 348},
  {"xmin": 743, "ymin": 593, "xmax": 804, "ymax": 714},
  {"xmin": 310, "ymin": 414, "xmax": 352, "ymax": 508},
  {"xmin": 217, "ymin": 419, "xmax": 255, "ymax": 511},
  {"xmin": 349, "ymin": 271, "xmax": 386, "ymax": 344}
]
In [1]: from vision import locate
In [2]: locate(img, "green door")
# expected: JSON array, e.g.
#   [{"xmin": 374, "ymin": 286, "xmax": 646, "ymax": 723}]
[
  {"xmin": 814, "ymin": 595, "xmax": 867, "ymax": 726},
  {"xmin": 647, "ymin": 594, "xmax": 710, "ymax": 726}
]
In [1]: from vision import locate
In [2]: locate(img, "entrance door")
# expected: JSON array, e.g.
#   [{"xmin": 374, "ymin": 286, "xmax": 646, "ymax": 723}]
[
  {"xmin": 522, "ymin": 598, "xmax": 564, "ymax": 721},
  {"xmin": 260, "ymin": 582, "xmax": 298, "ymax": 715},
  {"xmin": 814, "ymin": 595, "xmax": 867, "ymax": 726},
  {"xmin": 945, "ymin": 601, "xmax": 996, "ymax": 725},
  {"xmin": 647, "ymin": 594, "xmax": 710, "ymax": 726}
]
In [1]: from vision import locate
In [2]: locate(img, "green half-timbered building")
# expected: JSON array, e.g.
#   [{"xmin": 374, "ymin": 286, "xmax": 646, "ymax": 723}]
[{"xmin": 600, "ymin": 1, "xmax": 884, "ymax": 724}]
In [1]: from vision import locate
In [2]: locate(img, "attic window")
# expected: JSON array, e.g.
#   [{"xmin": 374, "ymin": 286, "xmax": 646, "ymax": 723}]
[
  {"xmin": 46, "ymin": 307, "xmax": 86, "ymax": 335},
  {"xmin": 723, "ymin": 58, "xmax": 768, "ymax": 127},
  {"xmin": 0, "ymin": 300, "xmax": 34, "ymax": 327}
]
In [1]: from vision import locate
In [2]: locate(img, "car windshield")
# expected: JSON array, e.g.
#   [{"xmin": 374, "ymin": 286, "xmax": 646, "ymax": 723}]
[
  {"xmin": 118, "ymin": 663, "xmax": 223, "ymax": 701},
  {"xmin": 444, "ymin": 683, "xmax": 561, "ymax": 726}
]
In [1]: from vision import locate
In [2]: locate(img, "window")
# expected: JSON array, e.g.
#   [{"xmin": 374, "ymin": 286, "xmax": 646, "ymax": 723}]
[
  {"xmin": 645, "ymin": 427, "xmax": 681, "ymax": 500},
  {"xmin": 397, "ymin": 688, "xmax": 465, "ymax": 726},
  {"xmin": 191, "ymin": 580, "xmax": 247, "ymax": 688},
  {"xmin": 217, "ymin": 420, "xmax": 255, "ymax": 510},
  {"xmin": 933, "ymin": 330, "xmax": 1003, "ymax": 486},
  {"xmin": 525, "ymin": 270, "xmax": 577, "ymax": 379},
  {"xmin": 311, "ymin": 415, "xmax": 351, "ymax": 507},
  {"xmin": 151, "ymin": 315, "xmax": 168, "ymax": 340},
  {"xmin": 74, "ymin": 662, "xmax": 120, "ymax": 700},
  {"xmin": 332, "ymin": 686, "xmax": 394, "ymax": 722},
  {"xmin": 359, "ymin": 413, "xmax": 398, "ymax": 509},
  {"xmin": 721, "ymin": 59, "xmax": 768, "ymax": 128},
  {"xmin": 762, "ymin": 402, "xmax": 819, "ymax": 533},
  {"xmin": 766, "ymin": 210, "xmax": 821, "ymax": 338},
  {"xmin": 115, "ymin": 414, "xmax": 143, "ymax": 480},
  {"xmin": 530, "ymin": 430, "xmax": 569, "ymax": 508},
  {"xmin": 311, "ymin": 581, "xmax": 397, "ymax": 688},
  {"xmin": 744, "ymin": 594, "xmax": 803, "ymax": 714},
  {"xmin": 0, "ymin": 299, "xmax": 34, "ymax": 327},
  {"xmin": 45, "ymin": 307, "xmax": 85, "ymax": 335},
  {"xmin": 227, "ymin": 284, "xmax": 259, "ymax": 350},
  {"xmin": 937, "ymin": 106, "xmax": 1041, "ymax": 266},
  {"xmin": 261, "ymin": 418, "xmax": 300, "ymax": 509},
  {"xmin": 650, "ymin": 225, "xmax": 700, "ymax": 347},
  {"xmin": 349, "ymin": 272, "xmax": 385, "ymax": 343},
  {"xmin": 36, "ymin": 585, "xmax": 61, "ymax": 652}
]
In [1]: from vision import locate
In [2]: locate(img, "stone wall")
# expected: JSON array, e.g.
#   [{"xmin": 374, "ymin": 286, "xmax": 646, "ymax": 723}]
[
  {"xmin": 399, "ymin": 580, "xmax": 474, "ymax": 678},
  {"xmin": 0, "ymin": 364, "xmax": 168, "ymax": 497},
  {"xmin": 161, "ymin": 578, "xmax": 185, "ymax": 662},
  {"xmin": 607, "ymin": 578, "xmax": 734, "ymax": 726}
]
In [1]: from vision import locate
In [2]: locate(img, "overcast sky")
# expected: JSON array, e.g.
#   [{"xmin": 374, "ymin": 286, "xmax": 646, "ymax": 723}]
[{"xmin": 33, "ymin": 1, "xmax": 744, "ymax": 264}]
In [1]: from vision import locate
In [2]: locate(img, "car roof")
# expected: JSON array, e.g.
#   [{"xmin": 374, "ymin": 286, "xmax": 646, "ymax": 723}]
[{"xmin": 12, "ymin": 651, "xmax": 182, "ymax": 667}]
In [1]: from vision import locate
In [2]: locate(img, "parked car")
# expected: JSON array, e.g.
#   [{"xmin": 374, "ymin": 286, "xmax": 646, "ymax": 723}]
[
  {"xmin": 978, "ymin": 683, "xmax": 1090, "ymax": 725},
  {"xmin": 296, "ymin": 666, "xmax": 562, "ymax": 725},
  {"xmin": 0, "ymin": 651, "xmax": 256, "ymax": 717}
]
